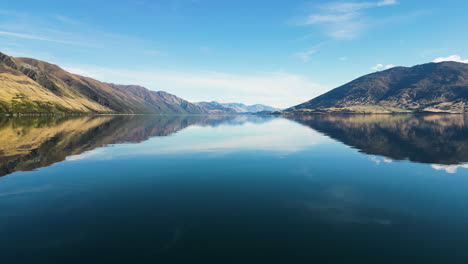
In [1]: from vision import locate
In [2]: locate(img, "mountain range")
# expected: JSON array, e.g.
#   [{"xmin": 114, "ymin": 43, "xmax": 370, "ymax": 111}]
[
  {"xmin": 1, "ymin": 52, "xmax": 280, "ymax": 115},
  {"xmin": 0, "ymin": 52, "xmax": 210, "ymax": 114},
  {"xmin": 285, "ymin": 61, "xmax": 468, "ymax": 114},
  {"xmin": 196, "ymin": 101, "xmax": 280, "ymax": 114},
  {"xmin": 2, "ymin": 51, "xmax": 467, "ymax": 115}
]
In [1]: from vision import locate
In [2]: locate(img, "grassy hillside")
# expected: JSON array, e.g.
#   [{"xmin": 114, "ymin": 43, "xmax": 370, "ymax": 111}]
[
  {"xmin": 0, "ymin": 55, "xmax": 112, "ymax": 113},
  {"xmin": 0, "ymin": 52, "xmax": 207, "ymax": 115}
]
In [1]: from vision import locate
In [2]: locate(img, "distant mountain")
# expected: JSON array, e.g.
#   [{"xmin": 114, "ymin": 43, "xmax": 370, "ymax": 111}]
[
  {"xmin": 107, "ymin": 84, "xmax": 207, "ymax": 114},
  {"xmin": 285, "ymin": 61, "xmax": 468, "ymax": 114},
  {"xmin": 0, "ymin": 52, "xmax": 207, "ymax": 114},
  {"xmin": 222, "ymin": 103, "xmax": 280, "ymax": 113},
  {"xmin": 196, "ymin": 101, "xmax": 238, "ymax": 114},
  {"xmin": 197, "ymin": 101, "xmax": 280, "ymax": 114}
]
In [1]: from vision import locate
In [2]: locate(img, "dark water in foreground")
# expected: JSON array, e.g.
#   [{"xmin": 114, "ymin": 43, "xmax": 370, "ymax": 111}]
[{"xmin": 1, "ymin": 114, "xmax": 468, "ymax": 263}]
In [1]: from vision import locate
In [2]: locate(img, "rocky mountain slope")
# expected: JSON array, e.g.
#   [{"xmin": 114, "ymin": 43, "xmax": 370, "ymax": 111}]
[
  {"xmin": 286, "ymin": 61, "xmax": 468, "ymax": 114},
  {"xmin": 108, "ymin": 84, "xmax": 207, "ymax": 114},
  {"xmin": 0, "ymin": 52, "xmax": 207, "ymax": 114}
]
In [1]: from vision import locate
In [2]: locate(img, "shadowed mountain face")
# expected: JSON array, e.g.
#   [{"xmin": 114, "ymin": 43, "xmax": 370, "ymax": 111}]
[
  {"xmin": 290, "ymin": 114, "xmax": 468, "ymax": 165},
  {"xmin": 287, "ymin": 62, "xmax": 468, "ymax": 114},
  {"xmin": 0, "ymin": 52, "xmax": 206, "ymax": 114},
  {"xmin": 0, "ymin": 115, "xmax": 273, "ymax": 177},
  {"xmin": 107, "ymin": 84, "xmax": 207, "ymax": 114}
]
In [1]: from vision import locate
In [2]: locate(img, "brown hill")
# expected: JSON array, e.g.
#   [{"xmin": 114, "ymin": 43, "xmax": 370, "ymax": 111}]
[
  {"xmin": 286, "ymin": 62, "xmax": 468, "ymax": 114},
  {"xmin": 0, "ymin": 52, "xmax": 207, "ymax": 114}
]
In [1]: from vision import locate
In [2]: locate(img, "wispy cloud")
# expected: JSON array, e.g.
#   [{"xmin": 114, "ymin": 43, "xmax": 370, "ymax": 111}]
[
  {"xmin": 0, "ymin": 30, "xmax": 85, "ymax": 45},
  {"xmin": 293, "ymin": 49, "xmax": 317, "ymax": 62},
  {"xmin": 0, "ymin": 9, "xmax": 154, "ymax": 51},
  {"xmin": 54, "ymin": 15, "xmax": 83, "ymax": 26},
  {"xmin": 292, "ymin": 42, "xmax": 325, "ymax": 62},
  {"xmin": 323, "ymin": 0, "xmax": 397, "ymax": 13},
  {"xmin": 62, "ymin": 65, "xmax": 328, "ymax": 108},
  {"xmin": 307, "ymin": 13, "xmax": 355, "ymax": 24},
  {"xmin": 303, "ymin": 0, "xmax": 398, "ymax": 39},
  {"xmin": 433, "ymin": 55, "xmax": 468, "ymax": 63}
]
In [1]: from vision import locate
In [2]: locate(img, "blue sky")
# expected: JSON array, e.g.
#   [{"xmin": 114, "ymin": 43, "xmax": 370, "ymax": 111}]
[{"xmin": 1, "ymin": 0, "xmax": 467, "ymax": 108}]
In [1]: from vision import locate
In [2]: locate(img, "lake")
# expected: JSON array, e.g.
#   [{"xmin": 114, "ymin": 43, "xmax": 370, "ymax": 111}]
[{"xmin": 1, "ymin": 114, "xmax": 468, "ymax": 263}]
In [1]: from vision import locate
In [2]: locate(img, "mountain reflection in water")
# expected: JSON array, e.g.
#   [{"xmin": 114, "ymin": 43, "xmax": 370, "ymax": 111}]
[
  {"xmin": 1, "ymin": 114, "xmax": 467, "ymax": 178},
  {"xmin": 1, "ymin": 114, "xmax": 468, "ymax": 263},
  {"xmin": 0, "ymin": 115, "xmax": 274, "ymax": 177},
  {"xmin": 289, "ymin": 114, "xmax": 468, "ymax": 165}
]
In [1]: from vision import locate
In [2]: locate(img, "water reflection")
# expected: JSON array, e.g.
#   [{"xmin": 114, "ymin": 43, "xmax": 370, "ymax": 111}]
[
  {"xmin": 289, "ymin": 114, "xmax": 468, "ymax": 165},
  {"xmin": 2, "ymin": 114, "xmax": 468, "ymax": 178},
  {"xmin": 0, "ymin": 115, "xmax": 274, "ymax": 177},
  {"xmin": 1, "ymin": 114, "xmax": 468, "ymax": 263}
]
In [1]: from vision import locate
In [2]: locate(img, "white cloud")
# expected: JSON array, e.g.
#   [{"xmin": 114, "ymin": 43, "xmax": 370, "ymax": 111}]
[
  {"xmin": 62, "ymin": 65, "xmax": 328, "ymax": 108},
  {"xmin": 372, "ymin": 63, "xmax": 395, "ymax": 71},
  {"xmin": 383, "ymin": 158, "xmax": 393, "ymax": 163},
  {"xmin": 371, "ymin": 64, "xmax": 384, "ymax": 70},
  {"xmin": 339, "ymin": 57, "xmax": 348, "ymax": 61},
  {"xmin": 433, "ymin": 55, "xmax": 468, "ymax": 63},
  {"xmin": 431, "ymin": 163, "xmax": 468, "ymax": 174},
  {"xmin": 303, "ymin": 0, "xmax": 398, "ymax": 39},
  {"xmin": 369, "ymin": 156, "xmax": 381, "ymax": 165},
  {"xmin": 370, "ymin": 156, "xmax": 394, "ymax": 165}
]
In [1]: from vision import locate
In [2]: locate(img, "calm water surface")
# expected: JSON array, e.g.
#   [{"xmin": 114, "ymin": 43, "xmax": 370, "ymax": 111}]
[{"xmin": 1, "ymin": 114, "xmax": 468, "ymax": 263}]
